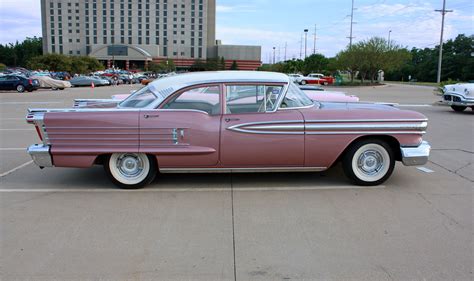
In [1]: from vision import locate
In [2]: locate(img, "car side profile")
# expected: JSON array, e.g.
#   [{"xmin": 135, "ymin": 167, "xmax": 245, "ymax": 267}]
[
  {"xmin": 27, "ymin": 71, "xmax": 431, "ymax": 189},
  {"xmin": 0, "ymin": 75, "xmax": 40, "ymax": 92}
]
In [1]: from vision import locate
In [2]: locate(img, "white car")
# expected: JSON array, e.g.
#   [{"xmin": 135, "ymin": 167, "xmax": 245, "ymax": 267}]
[
  {"xmin": 288, "ymin": 74, "xmax": 304, "ymax": 84},
  {"xmin": 440, "ymin": 83, "xmax": 474, "ymax": 112}
]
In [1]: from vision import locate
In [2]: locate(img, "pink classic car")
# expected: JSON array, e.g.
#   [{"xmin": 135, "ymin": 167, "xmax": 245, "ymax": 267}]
[{"xmin": 27, "ymin": 71, "xmax": 430, "ymax": 189}]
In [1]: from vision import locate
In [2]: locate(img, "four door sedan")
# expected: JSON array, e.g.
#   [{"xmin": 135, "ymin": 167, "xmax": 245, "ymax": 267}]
[
  {"xmin": 0, "ymin": 75, "xmax": 40, "ymax": 92},
  {"xmin": 26, "ymin": 71, "xmax": 431, "ymax": 189}
]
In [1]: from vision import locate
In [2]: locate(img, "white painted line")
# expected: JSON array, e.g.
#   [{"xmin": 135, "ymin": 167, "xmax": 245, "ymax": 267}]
[
  {"xmin": 0, "ymin": 160, "xmax": 33, "ymax": 177},
  {"xmin": 0, "ymin": 148, "xmax": 26, "ymax": 151},
  {"xmin": 0, "ymin": 102, "xmax": 62, "ymax": 105},
  {"xmin": 417, "ymin": 167, "xmax": 435, "ymax": 173},
  {"xmin": 0, "ymin": 185, "xmax": 385, "ymax": 193},
  {"xmin": 0, "ymin": 129, "xmax": 33, "ymax": 131},
  {"xmin": 396, "ymin": 104, "xmax": 433, "ymax": 107}
]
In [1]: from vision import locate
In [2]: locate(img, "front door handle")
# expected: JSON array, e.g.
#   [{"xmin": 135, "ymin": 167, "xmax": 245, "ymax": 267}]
[
  {"xmin": 144, "ymin": 114, "xmax": 159, "ymax": 119},
  {"xmin": 225, "ymin": 118, "xmax": 240, "ymax": 122}
]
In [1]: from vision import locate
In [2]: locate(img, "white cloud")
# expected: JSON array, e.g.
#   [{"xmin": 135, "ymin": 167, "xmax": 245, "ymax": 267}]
[{"xmin": 216, "ymin": 5, "xmax": 256, "ymax": 13}]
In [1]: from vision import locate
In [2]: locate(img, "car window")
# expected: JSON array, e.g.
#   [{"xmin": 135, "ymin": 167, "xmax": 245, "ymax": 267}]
[
  {"xmin": 225, "ymin": 85, "xmax": 284, "ymax": 114},
  {"xmin": 281, "ymin": 83, "xmax": 314, "ymax": 108},
  {"xmin": 0, "ymin": 77, "xmax": 7, "ymax": 81},
  {"xmin": 161, "ymin": 85, "xmax": 220, "ymax": 115},
  {"xmin": 119, "ymin": 85, "xmax": 160, "ymax": 108}
]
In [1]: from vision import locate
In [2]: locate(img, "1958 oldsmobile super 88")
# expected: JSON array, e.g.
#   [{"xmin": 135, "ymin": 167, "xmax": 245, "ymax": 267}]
[{"xmin": 27, "ymin": 71, "xmax": 431, "ymax": 189}]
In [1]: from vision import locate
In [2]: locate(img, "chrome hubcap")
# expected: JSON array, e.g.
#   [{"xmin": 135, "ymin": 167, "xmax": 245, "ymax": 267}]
[
  {"xmin": 357, "ymin": 150, "xmax": 384, "ymax": 176},
  {"xmin": 116, "ymin": 154, "xmax": 144, "ymax": 178}
]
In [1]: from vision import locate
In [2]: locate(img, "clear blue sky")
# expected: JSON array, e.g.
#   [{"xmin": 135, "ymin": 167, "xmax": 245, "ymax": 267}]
[{"xmin": 1, "ymin": 0, "xmax": 472, "ymax": 62}]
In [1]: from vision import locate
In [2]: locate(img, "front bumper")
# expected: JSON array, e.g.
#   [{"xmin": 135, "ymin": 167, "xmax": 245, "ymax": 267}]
[
  {"xmin": 400, "ymin": 141, "xmax": 431, "ymax": 166},
  {"xmin": 441, "ymin": 94, "xmax": 474, "ymax": 107},
  {"xmin": 27, "ymin": 144, "xmax": 53, "ymax": 168}
]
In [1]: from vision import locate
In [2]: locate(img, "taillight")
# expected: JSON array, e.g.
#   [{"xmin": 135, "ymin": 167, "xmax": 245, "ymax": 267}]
[
  {"xmin": 28, "ymin": 79, "xmax": 33, "ymax": 85},
  {"xmin": 35, "ymin": 125, "xmax": 43, "ymax": 141}
]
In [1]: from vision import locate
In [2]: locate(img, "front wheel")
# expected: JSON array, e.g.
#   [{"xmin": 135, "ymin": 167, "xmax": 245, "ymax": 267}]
[
  {"xmin": 105, "ymin": 153, "xmax": 157, "ymax": 189},
  {"xmin": 451, "ymin": 105, "xmax": 467, "ymax": 112},
  {"xmin": 342, "ymin": 139, "xmax": 395, "ymax": 186}
]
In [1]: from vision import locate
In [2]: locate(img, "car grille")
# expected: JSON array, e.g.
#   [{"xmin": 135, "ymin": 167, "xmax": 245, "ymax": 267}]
[{"xmin": 444, "ymin": 95, "xmax": 462, "ymax": 102}]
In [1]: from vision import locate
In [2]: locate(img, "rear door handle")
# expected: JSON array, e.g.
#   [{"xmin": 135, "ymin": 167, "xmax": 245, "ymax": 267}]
[
  {"xmin": 144, "ymin": 114, "xmax": 159, "ymax": 119},
  {"xmin": 225, "ymin": 118, "xmax": 240, "ymax": 122}
]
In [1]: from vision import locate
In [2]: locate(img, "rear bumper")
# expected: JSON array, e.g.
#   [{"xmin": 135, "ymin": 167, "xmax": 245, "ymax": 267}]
[
  {"xmin": 400, "ymin": 141, "xmax": 431, "ymax": 166},
  {"xmin": 27, "ymin": 144, "xmax": 53, "ymax": 168}
]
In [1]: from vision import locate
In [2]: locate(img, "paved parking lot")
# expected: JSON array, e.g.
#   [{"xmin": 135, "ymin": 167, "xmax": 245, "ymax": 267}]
[{"xmin": 1, "ymin": 83, "xmax": 472, "ymax": 280}]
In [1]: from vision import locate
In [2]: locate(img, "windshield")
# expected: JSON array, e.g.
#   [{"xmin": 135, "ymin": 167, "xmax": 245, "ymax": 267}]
[
  {"xmin": 119, "ymin": 85, "xmax": 162, "ymax": 108},
  {"xmin": 281, "ymin": 83, "xmax": 314, "ymax": 108}
]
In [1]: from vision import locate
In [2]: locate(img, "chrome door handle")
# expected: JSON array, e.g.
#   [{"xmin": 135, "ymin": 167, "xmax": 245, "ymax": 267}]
[
  {"xmin": 225, "ymin": 118, "xmax": 240, "ymax": 122},
  {"xmin": 144, "ymin": 114, "xmax": 159, "ymax": 119}
]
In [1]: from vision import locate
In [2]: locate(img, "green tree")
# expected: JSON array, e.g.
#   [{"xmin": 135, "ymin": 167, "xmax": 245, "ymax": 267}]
[
  {"xmin": 302, "ymin": 54, "xmax": 329, "ymax": 75},
  {"xmin": 230, "ymin": 60, "xmax": 238, "ymax": 70},
  {"xmin": 0, "ymin": 37, "xmax": 42, "ymax": 67}
]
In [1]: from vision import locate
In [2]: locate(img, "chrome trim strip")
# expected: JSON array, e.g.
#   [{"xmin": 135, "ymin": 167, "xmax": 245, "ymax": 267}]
[
  {"xmin": 305, "ymin": 119, "xmax": 428, "ymax": 123},
  {"xmin": 306, "ymin": 131, "xmax": 426, "ymax": 135},
  {"xmin": 28, "ymin": 108, "xmax": 209, "ymax": 114},
  {"xmin": 400, "ymin": 141, "xmax": 431, "ymax": 166},
  {"xmin": 160, "ymin": 167, "xmax": 327, "ymax": 173},
  {"xmin": 306, "ymin": 122, "xmax": 428, "ymax": 131}
]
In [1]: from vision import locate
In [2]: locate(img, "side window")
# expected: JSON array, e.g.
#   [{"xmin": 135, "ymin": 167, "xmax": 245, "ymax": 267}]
[
  {"xmin": 281, "ymin": 83, "xmax": 314, "ymax": 108},
  {"xmin": 161, "ymin": 85, "xmax": 220, "ymax": 115},
  {"xmin": 225, "ymin": 85, "xmax": 284, "ymax": 114}
]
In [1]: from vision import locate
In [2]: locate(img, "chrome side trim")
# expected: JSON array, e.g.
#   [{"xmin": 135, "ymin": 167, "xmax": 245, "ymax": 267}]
[
  {"xmin": 400, "ymin": 141, "xmax": 431, "ymax": 166},
  {"xmin": 306, "ymin": 122, "xmax": 428, "ymax": 131},
  {"xmin": 27, "ymin": 144, "xmax": 53, "ymax": 168},
  {"xmin": 305, "ymin": 119, "xmax": 428, "ymax": 123},
  {"xmin": 306, "ymin": 131, "xmax": 426, "ymax": 135},
  {"xmin": 160, "ymin": 167, "xmax": 327, "ymax": 173}
]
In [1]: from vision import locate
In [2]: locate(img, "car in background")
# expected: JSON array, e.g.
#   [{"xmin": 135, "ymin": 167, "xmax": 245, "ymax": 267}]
[
  {"xmin": 288, "ymin": 74, "xmax": 304, "ymax": 84},
  {"xmin": 70, "ymin": 76, "xmax": 110, "ymax": 87},
  {"xmin": 31, "ymin": 75, "xmax": 72, "ymax": 90},
  {"xmin": 299, "ymin": 85, "xmax": 359, "ymax": 102},
  {"xmin": 299, "ymin": 73, "xmax": 335, "ymax": 85},
  {"xmin": 0, "ymin": 75, "xmax": 40, "ymax": 92},
  {"xmin": 440, "ymin": 83, "xmax": 474, "ymax": 112}
]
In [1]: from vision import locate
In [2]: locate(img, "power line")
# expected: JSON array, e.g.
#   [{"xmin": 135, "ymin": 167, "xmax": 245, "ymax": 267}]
[{"xmin": 435, "ymin": 0, "xmax": 453, "ymax": 83}]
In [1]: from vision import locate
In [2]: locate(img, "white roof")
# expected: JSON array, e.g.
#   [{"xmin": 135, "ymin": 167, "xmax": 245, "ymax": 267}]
[{"xmin": 148, "ymin": 71, "xmax": 290, "ymax": 93}]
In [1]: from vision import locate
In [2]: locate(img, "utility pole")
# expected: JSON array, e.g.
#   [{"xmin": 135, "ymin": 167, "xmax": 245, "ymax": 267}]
[
  {"xmin": 388, "ymin": 30, "xmax": 392, "ymax": 48},
  {"xmin": 435, "ymin": 0, "xmax": 452, "ymax": 83},
  {"xmin": 348, "ymin": 0, "xmax": 355, "ymax": 48},
  {"xmin": 304, "ymin": 29, "xmax": 309, "ymax": 58},
  {"xmin": 284, "ymin": 42, "xmax": 287, "ymax": 61},
  {"xmin": 313, "ymin": 24, "xmax": 317, "ymax": 54},
  {"xmin": 278, "ymin": 46, "xmax": 281, "ymax": 63}
]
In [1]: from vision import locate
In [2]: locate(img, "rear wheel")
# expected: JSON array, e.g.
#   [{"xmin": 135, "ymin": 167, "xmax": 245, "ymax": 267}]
[
  {"xmin": 451, "ymin": 105, "xmax": 467, "ymax": 112},
  {"xmin": 342, "ymin": 139, "xmax": 395, "ymax": 186},
  {"xmin": 105, "ymin": 153, "xmax": 157, "ymax": 189},
  {"xmin": 16, "ymin": 84, "xmax": 25, "ymax": 92},
  {"xmin": 300, "ymin": 80, "xmax": 307, "ymax": 85}
]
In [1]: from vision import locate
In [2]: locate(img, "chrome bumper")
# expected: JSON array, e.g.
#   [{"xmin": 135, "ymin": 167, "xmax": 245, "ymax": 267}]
[
  {"xmin": 442, "ymin": 94, "xmax": 474, "ymax": 106},
  {"xmin": 27, "ymin": 144, "xmax": 53, "ymax": 168},
  {"xmin": 400, "ymin": 141, "xmax": 431, "ymax": 166}
]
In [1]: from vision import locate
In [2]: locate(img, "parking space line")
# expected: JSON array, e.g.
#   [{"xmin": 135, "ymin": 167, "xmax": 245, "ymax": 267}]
[
  {"xmin": 0, "ymin": 160, "xmax": 33, "ymax": 177},
  {"xmin": 0, "ymin": 185, "xmax": 385, "ymax": 193},
  {"xmin": 0, "ymin": 129, "xmax": 33, "ymax": 131},
  {"xmin": 396, "ymin": 104, "xmax": 433, "ymax": 107}
]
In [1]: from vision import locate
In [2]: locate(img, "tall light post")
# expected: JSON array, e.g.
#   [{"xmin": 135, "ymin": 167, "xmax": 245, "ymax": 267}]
[
  {"xmin": 304, "ymin": 29, "xmax": 308, "ymax": 58},
  {"xmin": 435, "ymin": 0, "xmax": 453, "ymax": 83},
  {"xmin": 272, "ymin": 47, "xmax": 276, "ymax": 64},
  {"xmin": 388, "ymin": 30, "xmax": 392, "ymax": 49}
]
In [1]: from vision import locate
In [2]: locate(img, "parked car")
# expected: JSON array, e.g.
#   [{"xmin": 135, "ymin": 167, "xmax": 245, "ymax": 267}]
[
  {"xmin": 27, "ymin": 71, "xmax": 430, "ymax": 189},
  {"xmin": 70, "ymin": 76, "xmax": 110, "ymax": 87},
  {"xmin": 0, "ymin": 75, "xmax": 39, "ymax": 92},
  {"xmin": 288, "ymin": 74, "xmax": 304, "ymax": 84},
  {"xmin": 440, "ymin": 83, "xmax": 474, "ymax": 112},
  {"xmin": 297, "ymin": 73, "xmax": 335, "ymax": 85},
  {"xmin": 31, "ymin": 75, "xmax": 72, "ymax": 90},
  {"xmin": 299, "ymin": 85, "xmax": 359, "ymax": 102}
]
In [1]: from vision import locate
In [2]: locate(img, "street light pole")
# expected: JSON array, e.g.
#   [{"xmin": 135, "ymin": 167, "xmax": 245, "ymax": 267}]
[
  {"xmin": 273, "ymin": 47, "xmax": 276, "ymax": 64},
  {"xmin": 435, "ymin": 0, "xmax": 453, "ymax": 83},
  {"xmin": 388, "ymin": 30, "xmax": 392, "ymax": 49},
  {"xmin": 304, "ymin": 29, "xmax": 308, "ymax": 58}
]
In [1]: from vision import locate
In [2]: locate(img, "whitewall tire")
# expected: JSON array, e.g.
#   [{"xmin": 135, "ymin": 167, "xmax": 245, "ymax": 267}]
[
  {"xmin": 105, "ymin": 153, "xmax": 157, "ymax": 189},
  {"xmin": 342, "ymin": 139, "xmax": 395, "ymax": 186}
]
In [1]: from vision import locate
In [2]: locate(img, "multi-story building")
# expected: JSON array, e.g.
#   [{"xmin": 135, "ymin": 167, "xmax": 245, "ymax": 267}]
[{"xmin": 40, "ymin": 0, "xmax": 261, "ymax": 70}]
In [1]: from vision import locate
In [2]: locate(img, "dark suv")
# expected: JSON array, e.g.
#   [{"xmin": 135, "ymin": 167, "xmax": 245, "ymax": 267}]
[{"xmin": 0, "ymin": 75, "xmax": 40, "ymax": 92}]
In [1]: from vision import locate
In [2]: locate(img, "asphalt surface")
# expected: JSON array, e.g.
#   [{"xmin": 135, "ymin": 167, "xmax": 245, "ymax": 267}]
[{"xmin": 0, "ymin": 82, "xmax": 472, "ymax": 280}]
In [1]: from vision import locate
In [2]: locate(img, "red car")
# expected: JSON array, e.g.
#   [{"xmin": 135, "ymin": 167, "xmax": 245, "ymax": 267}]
[{"xmin": 27, "ymin": 71, "xmax": 430, "ymax": 189}]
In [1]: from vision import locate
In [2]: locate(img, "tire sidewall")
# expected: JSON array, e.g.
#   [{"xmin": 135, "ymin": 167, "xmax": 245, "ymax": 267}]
[
  {"xmin": 16, "ymin": 84, "xmax": 25, "ymax": 92},
  {"xmin": 342, "ymin": 139, "xmax": 395, "ymax": 186},
  {"xmin": 105, "ymin": 153, "xmax": 157, "ymax": 189}
]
